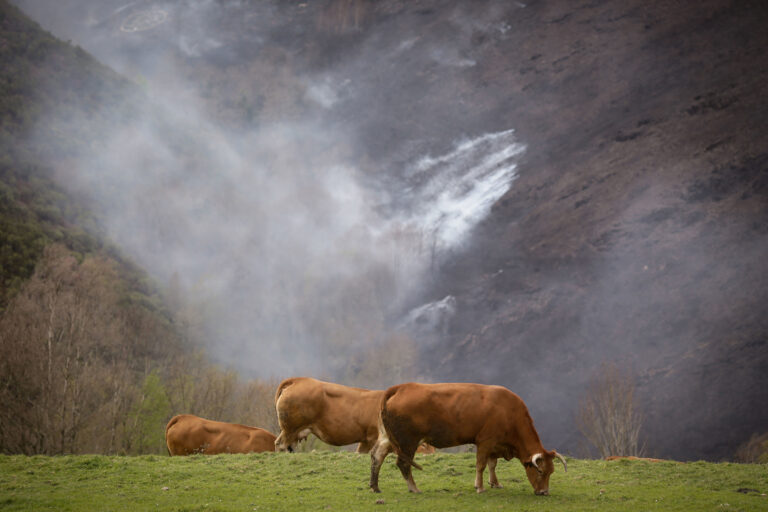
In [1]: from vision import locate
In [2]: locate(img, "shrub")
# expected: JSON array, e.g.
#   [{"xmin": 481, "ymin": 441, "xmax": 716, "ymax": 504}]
[
  {"xmin": 735, "ymin": 432, "xmax": 768, "ymax": 463},
  {"xmin": 576, "ymin": 362, "xmax": 645, "ymax": 458}
]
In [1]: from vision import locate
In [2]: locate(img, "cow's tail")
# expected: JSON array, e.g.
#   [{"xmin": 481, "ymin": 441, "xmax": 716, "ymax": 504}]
[
  {"xmin": 380, "ymin": 386, "xmax": 423, "ymax": 471},
  {"xmin": 274, "ymin": 378, "xmax": 298, "ymax": 436},
  {"xmin": 274, "ymin": 378, "xmax": 296, "ymax": 406},
  {"xmin": 165, "ymin": 415, "xmax": 181, "ymax": 456}
]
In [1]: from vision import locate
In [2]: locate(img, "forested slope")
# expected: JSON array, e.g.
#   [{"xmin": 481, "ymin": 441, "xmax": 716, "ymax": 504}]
[
  {"xmin": 0, "ymin": 1, "xmax": 277, "ymax": 455},
  {"xmin": 0, "ymin": 0, "xmax": 120, "ymax": 307}
]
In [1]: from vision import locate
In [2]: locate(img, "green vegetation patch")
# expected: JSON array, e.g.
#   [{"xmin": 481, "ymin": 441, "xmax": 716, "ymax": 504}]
[
  {"xmin": 0, "ymin": 453, "xmax": 766, "ymax": 511},
  {"xmin": 0, "ymin": 1, "xmax": 138, "ymax": 311}
]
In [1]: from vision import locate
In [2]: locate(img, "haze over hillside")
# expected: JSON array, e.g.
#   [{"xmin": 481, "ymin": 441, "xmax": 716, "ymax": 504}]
[{"xmin": 6, "ymin": 0, "xmax": 768, "ymax": 461}]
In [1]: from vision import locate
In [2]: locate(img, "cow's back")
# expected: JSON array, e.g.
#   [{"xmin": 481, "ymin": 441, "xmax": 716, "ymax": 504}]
[
  {"xmin": 318, "ymin": 380, "xmax": 382, "ymax": 430},
  {"xmin": 246, "ymin": 428, "xmax": 277, "ymax": 453},
  {"xmin": 382, "ymin": 382, "xmax": 524, "ymax": 448}
]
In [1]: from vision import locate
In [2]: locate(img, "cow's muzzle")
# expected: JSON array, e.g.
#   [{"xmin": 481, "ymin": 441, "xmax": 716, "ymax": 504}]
[{"xmin": 535, "ymin": 489, "xmax": 549, "ymax": 496}]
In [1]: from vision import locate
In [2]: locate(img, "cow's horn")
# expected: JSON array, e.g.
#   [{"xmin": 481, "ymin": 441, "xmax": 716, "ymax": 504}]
[
  {"xmin": 531, "ymin": 453, "xmax": 543, "ymax": 469},
  {"xmin": 554, "ymin": 451, "xmax": 567, "ymax": 472}
]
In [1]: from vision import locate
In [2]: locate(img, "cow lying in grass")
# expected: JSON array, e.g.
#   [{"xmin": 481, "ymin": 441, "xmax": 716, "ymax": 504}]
[{"xmin": 165, "ymin": 414, "xmax": 276, "ymax": 455}]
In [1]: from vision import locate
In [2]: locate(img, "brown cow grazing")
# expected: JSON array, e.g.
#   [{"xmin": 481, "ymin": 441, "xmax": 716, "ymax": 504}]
[
  {"xmin": 369, "ymin": 382, "xmax": 567, "ymax": 495},
  {"xmin": 165, "ymin": 414, "xmax": 276, "ymax": 455},
  {"xmin": 274, "ymin": 377, "xmax": 383, "ymax": 453}
]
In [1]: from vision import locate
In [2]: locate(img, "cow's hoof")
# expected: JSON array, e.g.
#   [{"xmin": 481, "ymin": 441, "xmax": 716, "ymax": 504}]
[
  {"xmin": 476, "ymin": 487, "xmax": 487, "ymax": 494},
  {"xmin": 370, "ymin": 487, "xmax": 381, "ymax": 493},
  {"xmin": 490, "ymin": 483, "xmax": 503, "ymax": 489}
]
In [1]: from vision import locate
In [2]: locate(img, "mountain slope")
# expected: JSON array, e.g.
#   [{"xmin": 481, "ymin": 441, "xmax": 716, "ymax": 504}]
[
  {"xmin": 4, "ymin": 0, "xmax": 766, "ymax": 461},
  {"xmin": 0, "ymin": 0, "xmax": 133, "ymax": 307},
  {"xmin": 0, "ymin": 2, "xmax": 287, "ymax": 456},
  {"xmin": 418, "ymin": 0, "xmax": 768, "ymax": 460}
]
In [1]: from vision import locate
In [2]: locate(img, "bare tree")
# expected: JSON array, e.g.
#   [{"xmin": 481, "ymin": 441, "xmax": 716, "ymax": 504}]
[
  {"xmin": 0, "ymin": 245, "xmax": 118, "ymax": 454},
  {"xmin": 163, "ymin": 352, "xmax": 279, "ymax": 432},
  {"xmin": 317, "ymin": 0, "xmax": 370, "ymax": 33},
  {"xmin": 233, "ymin": 378, "xmax": 280, "ymax": 434},
  {"xmin": 0, "ymin": 244, "xmax": 184, "ymax": 455},
  {"xmin": 0, "ymin": 244, "xmax": 284, "ymax": 454},
  {"xmin": 348, "ymin": 333, "xmax": 420, "ymax": 390},
  {"xmin": 576, "ymin": 362, "xmax": 645, "ymax": 458},
  {"xmin": 735, "ymin": 432, "xmax": 768, "ymax": 463}
]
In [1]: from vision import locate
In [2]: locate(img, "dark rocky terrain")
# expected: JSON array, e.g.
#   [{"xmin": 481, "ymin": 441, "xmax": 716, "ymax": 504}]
[
  {"xmin": 411, "ymin": 0, "xmax": 768, "ymax": 460},
  {"xmin": 6, "ymin": 0, "xmax": 767, "ymax": 460}
]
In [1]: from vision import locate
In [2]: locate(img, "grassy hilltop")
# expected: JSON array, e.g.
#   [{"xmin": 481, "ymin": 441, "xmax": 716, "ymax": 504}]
[{"xmin": 1, "ymin": 452, "xmax": 766, "ymax": 512}]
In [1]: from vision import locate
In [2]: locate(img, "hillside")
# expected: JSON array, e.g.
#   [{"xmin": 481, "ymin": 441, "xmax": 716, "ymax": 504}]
[
  {"xmin": 414, "ymin": 1, "xmax": 768, "ymax": 461},
  {"xmin": 0, "ymin": 0, "xmax": 116, "ymax": 306},
  {"xmin": 0, "ymin": 1, "xmax": 279, "ymax": 456},
  {"xmin": 3, "ymin": 0, "xmax": 767, "ymax": 462}
]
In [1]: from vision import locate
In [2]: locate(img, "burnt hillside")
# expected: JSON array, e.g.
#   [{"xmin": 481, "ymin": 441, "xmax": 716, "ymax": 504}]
[{"xmin": 413, "ymin": 1, "xmax": 768, "ymax": 460}]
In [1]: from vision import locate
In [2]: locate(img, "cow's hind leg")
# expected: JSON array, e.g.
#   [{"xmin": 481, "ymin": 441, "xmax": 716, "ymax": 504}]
[
  {"xmin": 396, "ymin": 454, "xmax": 422, "ymax": 494},
  {"xmin": 356, "ymin": 440, "xmax": 374, "ymax": 454},
  {"xmin": 274, "ymin": 432, "xmax": 286, "ymax": 451},
  {"xmin": 488, "ymin": 457, "xmax": 502, "ymax": 488},
  {"xmin": 369, "ymin": 439, "xmax": 391, "ymax": 493},
  {"xmin": 395, "ymin": 441, "xmax": 422, "ymax": 494}
]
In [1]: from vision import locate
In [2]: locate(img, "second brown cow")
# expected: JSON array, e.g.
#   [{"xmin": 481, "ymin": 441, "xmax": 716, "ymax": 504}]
[{"xmin": 274, "ymin": 377, "xmax": 383, "ymax": 453}]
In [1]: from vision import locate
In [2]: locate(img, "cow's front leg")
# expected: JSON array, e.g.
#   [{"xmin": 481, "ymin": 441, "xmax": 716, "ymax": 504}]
[
  {"xmin": 488, "ymin": 457, "xmax": 502, "ymax": 488},
  {"xmin": 474, "ymin": 450, "xmax": 489, "ymax": 493}
]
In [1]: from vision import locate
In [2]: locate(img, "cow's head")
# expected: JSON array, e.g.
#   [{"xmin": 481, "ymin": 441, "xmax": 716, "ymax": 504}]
[{"xmin": 523, "ymin": 450, "xmax": 567, "ymax": 495}]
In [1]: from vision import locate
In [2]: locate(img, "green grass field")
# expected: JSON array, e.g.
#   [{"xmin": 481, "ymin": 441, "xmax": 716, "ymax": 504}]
[{"xmin": 1, "ymin": 452, "xmax": 766, "ymax": 511}]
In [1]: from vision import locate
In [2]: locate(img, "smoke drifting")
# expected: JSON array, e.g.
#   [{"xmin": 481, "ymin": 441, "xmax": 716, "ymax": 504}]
[{"xmin": 15, "ymin": 0, "xmax": 524, "ymax": 378}]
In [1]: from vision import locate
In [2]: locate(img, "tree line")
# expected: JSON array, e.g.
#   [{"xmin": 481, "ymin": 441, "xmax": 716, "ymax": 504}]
[
  {"xmin": 0, "ymin": 242, "xmax": 425, "ymax": 455},
  {"xmin": 0, "ymin": 244, "xmax": 279, "ymax": 455}
]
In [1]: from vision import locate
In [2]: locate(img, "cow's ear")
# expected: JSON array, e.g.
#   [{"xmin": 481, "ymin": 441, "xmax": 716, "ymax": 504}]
[{"xmin": 523, "ymin": 454, "xmax": 544, "ymax": 473}]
